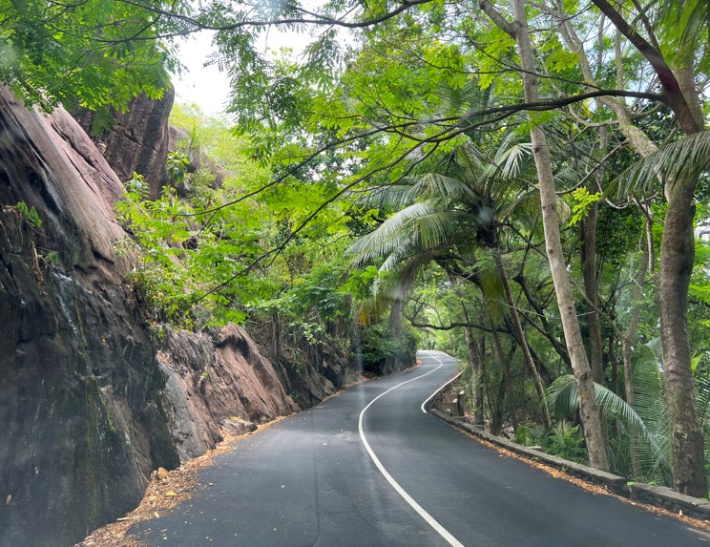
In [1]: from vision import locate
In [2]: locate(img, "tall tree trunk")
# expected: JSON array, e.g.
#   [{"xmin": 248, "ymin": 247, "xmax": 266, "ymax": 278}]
[
  {"xmin": 581, "ymin": 202, "xmax": 604, "ymax": 384},
  {"xmin": 491, "ymin": 320, "xmax": 519, "ymax": 431},
  {"xmin": 272, "ymin": 312, "xmax": 281, "ymax": 357},
  {"xmin": 494, "ymin": 250, "xmax": 552, "ymax": 429},
  {"xmin": 463, "ymin": 324, "xmax": 485, "ymax": 425},
  {"xmin": 660, "ymin": 59, "xmax": 706, "ymax": 497},
  {"xmin": 661, "ymin": 183, "xmax": 706, "ymax": 495},
  {"xmin": 510, "ymin": 0, "xmax": 610, "ymax": 470},
  {"xmin": 609, "ymin": 330, "xmax": 618, "ymax": 394},
  {"xmin": 459, "ymin": 298, "xmax": 485, "ymax": 425},
  {"xmin": 491, "ymin": 374, "xmax": 507, "ymax": 436},
  {"xmin": 552, "ymin": 15, "xmax": 611, "ymax": 385}
]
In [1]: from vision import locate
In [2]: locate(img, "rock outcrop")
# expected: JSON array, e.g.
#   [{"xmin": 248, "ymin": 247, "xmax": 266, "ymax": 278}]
[
  {"xmin": 0, "ymin": 87, "xmax": 178, "ymax": 547},
  {"xmin": 0, "ymin": 89, "xmax": 295, "ymax": 547},
  {"xmin": 157, "ymin": 325, "xmax": 298, "ymax": 461},
  {"xmin": 253, "ymin": 320, "xmax": 355, "ymax": 408},
  {"xmin": 73, "ymin": 88, "xmax": 175, "ymax": 198}
]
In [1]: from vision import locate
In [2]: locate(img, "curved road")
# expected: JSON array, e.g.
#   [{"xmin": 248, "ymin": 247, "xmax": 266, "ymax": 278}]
[{"xmin": 131, "ymin": 351, "xmax": 709, "ymax": 546}]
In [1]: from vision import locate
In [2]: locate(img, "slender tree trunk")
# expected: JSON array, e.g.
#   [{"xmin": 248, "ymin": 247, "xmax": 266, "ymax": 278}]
[
  {"xmin": 464, "ymin": 324, "xmax": 485, "ymax": 425},
  {"xmin": 639, "ymin": 200, "xmax": 656, "ymax": 275},
  {"xmin": 609, "ymin": 330, "xmax": 618, "ymax": 394},
  {"xmin": 510, "ymin": 0, "xmax": 609, "ymax": 470},
  {"xmin": 480, "ymin": 337, "xmax": 494, "ymax": 431},
  {"xmin": 556, "ymin": 10, "xmax": 617, "ymax": 387},
  {"xmin": 272, "ymin": 312, "xmax": 281, "ymax": 357},
  {"xmin": 491, "ymin": 374, "xmax": 507, "ymax": 436},
  {"xmin": 581, "ymin": 203, "xmax": 604, "ymax": 384},
  {"xmin": 460, "ymin": 297, "xmax": 485, "ymax": 425},
  {"xmin": 494, "ymin": 250, "xmax": 551, "ymax": 429},
  {"xmin": 491, "ymin": 320, "xmax": 518, "ymax": 431}
]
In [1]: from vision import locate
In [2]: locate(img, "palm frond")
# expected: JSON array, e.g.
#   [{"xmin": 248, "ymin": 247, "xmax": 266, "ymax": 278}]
[
  {"xmin": 359, "ymin": 184, "xmax": 418, "ymax": 210},
  {"xmin": 546, "ymin": 373, "xmax": 668, "ymax": 478},
  {"xmin": 378, "ymin": 242, "xmax": 422, "ymax": 273},
  {"xmin": 456, "ymin": 141, "xmax": 487, "ymax": 173},
  {"xmin": 498, "ymin": 190, "xmax": 540, "ymax": 224},
  {"xmin": 410, "ymin": 173, "xmax": 480, "ymax": 204},
  {"xmin": 656, "ymin": 0, "xmax": 709, "ymax": 47},
  {"xmin": 546, "ymin": 375, "xmax": 579, "ymax": 417},
  {"xmin": 554, "ymin": 165, "xmax": 583, "ymax": 190},
  {"xmin": 413, "ymin": 210, "xmax": 474, "ymax": 250},
  {"xmin": 693, "ymin": 366, "xmax": 710, "ymax": 462},
  {"xmin": 696, "ymin": 369, "xmax": 710, "ymax": 428},
  {"xmin": 349, "ymin": 229, "xmax": 409, "ymax": 267},
  {"xmin": 614, "ymin": 131, "xmax": 710, "ymax": 198},
  {"xmin": 498, "ymin": 142, "xmax": 532, "ymax": 180},
  {"xmin": 348, "ymin": 202, "xmax": 436, "ymax": 262},
  {"xmin": 349, "ymin": 203, "xmax": 477, "ymax": 269},
  {"xmin": 628, "ymin": 341, "xmax": 672, "ymax": 481},
  {"xmin": 475, "ymin": 250, "xmax": 506, "ymax": 323}
]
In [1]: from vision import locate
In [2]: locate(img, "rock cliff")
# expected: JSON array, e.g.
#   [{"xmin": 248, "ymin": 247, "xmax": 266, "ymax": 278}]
[
  {"xmin": 157, "ymin": 325, "xmax": 298, "ymax": 461},
  {"xmin": 0, "ymin": 88, "xmax": 299, "ymax": 547}
]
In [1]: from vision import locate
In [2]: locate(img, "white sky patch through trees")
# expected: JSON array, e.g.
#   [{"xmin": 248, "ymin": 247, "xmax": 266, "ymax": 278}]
[{"xmin": 173, "ymin": 27, "xmax": 312, "ymax": 117}]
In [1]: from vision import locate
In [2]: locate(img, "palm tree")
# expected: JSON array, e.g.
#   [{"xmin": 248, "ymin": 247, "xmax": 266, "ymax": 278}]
[
  {"xmin": 350, "ymin": 137, "xmax": 553, "ymax": 429},
  {"xmin": 548, "ymin": 336, "xmax": 710, "ymax": 487}
]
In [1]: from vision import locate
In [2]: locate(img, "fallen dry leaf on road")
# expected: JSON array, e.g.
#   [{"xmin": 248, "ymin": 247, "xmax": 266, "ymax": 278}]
[{"xmin": 75, "ymin": 416, "xmax": 291, "ymax": 547}]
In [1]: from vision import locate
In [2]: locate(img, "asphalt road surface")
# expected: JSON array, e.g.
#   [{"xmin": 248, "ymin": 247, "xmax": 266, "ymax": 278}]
[{"xmin": 131, "ymin": 351, "xmax": 710, "ymax": 546}]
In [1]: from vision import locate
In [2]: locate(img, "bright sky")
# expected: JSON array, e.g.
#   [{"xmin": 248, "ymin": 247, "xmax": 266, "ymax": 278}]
[
  {"xmin": 173, "ymin": 29, "xmax": 312, "ymax": 117},
  {"xmin": 173, "ymin": 32, "xmax": 232, "ymax": 116}
]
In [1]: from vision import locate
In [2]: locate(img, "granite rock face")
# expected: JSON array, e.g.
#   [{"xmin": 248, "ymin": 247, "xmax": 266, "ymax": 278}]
[
  {"xmin": 251, "ymin": 318, "xmax": 358, "ymax": 408},
  {"xmin": 73, "ymin": 88, "xmax": 175, "ymax": 198},
  {"xmin": 0, "ymin": 87, "xmax": 180, "ymax": 547},
  {"xmin": 157, "ymin": 325, "xmax": 298, "ymax": 461},
  {"xmin": 0, "ymin": 89, "xmax": 296, "ymax": 547}
]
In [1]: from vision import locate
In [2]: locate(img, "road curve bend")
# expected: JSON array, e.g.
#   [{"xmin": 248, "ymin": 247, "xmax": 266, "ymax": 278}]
[{"xmin": 130, "ymin": 350, "xmax": 709, "ymax": 546}]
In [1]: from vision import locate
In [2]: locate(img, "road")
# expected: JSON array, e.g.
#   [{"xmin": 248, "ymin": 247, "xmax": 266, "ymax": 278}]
[{"xmin": 130, "ymin": 351, "xmax": 710, "ymax": 546}]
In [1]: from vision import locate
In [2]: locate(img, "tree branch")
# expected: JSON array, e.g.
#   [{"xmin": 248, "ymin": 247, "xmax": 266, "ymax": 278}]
[
  {"xmin": 113, "ymin": 0, "xmax": 435, "ymax": 38},
  {"xmin": 478, "ymin": 0, "xmax": 516, "ymax": 38},
  {"xmin": 590, "ymin": 0, "xmax": 702, "ymax": 134}
]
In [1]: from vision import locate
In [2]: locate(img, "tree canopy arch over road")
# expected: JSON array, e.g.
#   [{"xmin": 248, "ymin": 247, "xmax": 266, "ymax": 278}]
[{"xmin": 4, "ymin": 0, "xmax": 710, "ymax": 496}]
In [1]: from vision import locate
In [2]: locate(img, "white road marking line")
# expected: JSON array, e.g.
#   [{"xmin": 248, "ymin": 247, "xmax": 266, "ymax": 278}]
[
  {"xmin": 358, "ymin": 351, "xmax": 465, "ymax": 547},
  {"xmin": 421, "ymin": 352, "xmax": 462, "ymax": 413}
]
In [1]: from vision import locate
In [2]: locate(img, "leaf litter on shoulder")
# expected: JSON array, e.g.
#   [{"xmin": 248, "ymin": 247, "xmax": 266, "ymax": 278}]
[
  {"xmin": 75, "ymin": 416, "xmax": 292, "ymax": 547},
  {"xmin": 77, "ymin": 362, "xmax": 424, "ymax": 546},
  {"xmin": 461, "ymin": 430, "xmax": 710, "ymax": 533}
]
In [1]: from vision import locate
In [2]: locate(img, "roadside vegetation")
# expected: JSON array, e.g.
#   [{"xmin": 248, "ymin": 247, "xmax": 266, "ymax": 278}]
[{"xmin": 4, "ymin": 0, "xmax": 710, "ymax": 497}]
